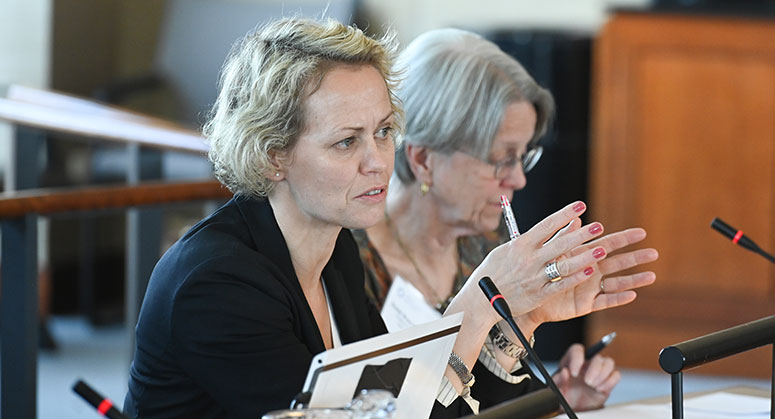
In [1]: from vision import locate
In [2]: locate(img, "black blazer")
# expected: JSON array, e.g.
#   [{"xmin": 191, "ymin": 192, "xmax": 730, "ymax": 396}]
[{"xmin": 124, "ymin": 196, "xmax": 389, "ymax": 418}]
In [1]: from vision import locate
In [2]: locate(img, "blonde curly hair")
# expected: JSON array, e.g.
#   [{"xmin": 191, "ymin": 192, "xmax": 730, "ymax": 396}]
[{"xmin": 204, "ymin": 17, "xmax": 403, "ymax": 197}]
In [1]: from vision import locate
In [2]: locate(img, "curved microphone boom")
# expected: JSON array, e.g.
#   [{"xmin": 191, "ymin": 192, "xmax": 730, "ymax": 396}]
[
  {"xmin": 710, "ymin": 218, "xmax": 775, "ymax": 264},
  {"xmin": 478, "ymin": 277, "xmax": 578, "ymax": 419}
]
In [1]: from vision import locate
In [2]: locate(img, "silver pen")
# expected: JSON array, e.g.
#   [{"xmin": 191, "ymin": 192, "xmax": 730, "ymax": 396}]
[{"xmin": 500, "ymin": 194, "xmax": 520, "ymax": 240}]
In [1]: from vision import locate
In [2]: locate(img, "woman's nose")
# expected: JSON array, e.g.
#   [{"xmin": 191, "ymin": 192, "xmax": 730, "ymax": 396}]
[
  {"xmin": 361, "ymin": 139, "xmax": 391, "ymax": 174},
  {"xmin": 501, "ymin": 164, "xmax": 527, "ymax": 191}
]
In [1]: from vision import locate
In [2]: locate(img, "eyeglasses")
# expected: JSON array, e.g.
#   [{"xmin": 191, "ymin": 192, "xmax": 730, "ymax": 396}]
[{"xmin": 490, "ymin": 145, "xmax": 543, "ymax": 180}]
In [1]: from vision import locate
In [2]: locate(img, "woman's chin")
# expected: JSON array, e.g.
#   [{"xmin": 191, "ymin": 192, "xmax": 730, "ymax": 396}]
[
  {"xmin": 478, "ymin": 217, "xmax": 502, "ymax": 234},
  {"xmin": 343, "ymin": 210, "xmax": 385, "ymax": 230}
]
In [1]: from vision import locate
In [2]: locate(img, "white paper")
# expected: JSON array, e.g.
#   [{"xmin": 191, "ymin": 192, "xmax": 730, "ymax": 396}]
[
  {"xmin": 555, "ymin": 391, "xmax": 770, "ymax": 419},
  {"xmin": 380, "ymin": 275, "xmax": 442, "ymax": 333},
  {"xmin": 302, "ymin": 312, "xmax": 463, "ymax": 419},
  {"xmin": 683, "ymin": 392, "xmax": 770, "ymax": 416}
]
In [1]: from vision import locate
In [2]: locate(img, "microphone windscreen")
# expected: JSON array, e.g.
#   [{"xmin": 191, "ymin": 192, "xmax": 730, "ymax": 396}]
[
  {"xmin": 478, "ymin": 276, "xmax": 499, "ymax": 300},
  {"xmin": 73, "ymin": 380, "xmax": 102, "ymax": 408},
  {"xmin": 478, "ymin": 276, "xmax": 512, "ymax": 320},
  {"xmin": 711, "ymin": 217, "xmax": 737, "ymax": 240}
]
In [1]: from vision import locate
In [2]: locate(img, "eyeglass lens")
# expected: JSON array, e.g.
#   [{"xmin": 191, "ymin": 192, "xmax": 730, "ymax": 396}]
[{"xmin": 494, "ymin": 145, "xmax": 543, "ymax": 179}]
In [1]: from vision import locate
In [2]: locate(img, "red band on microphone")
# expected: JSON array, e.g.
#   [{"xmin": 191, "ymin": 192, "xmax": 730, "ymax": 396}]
[
  {"xmin": 732, "ymin": 230, "xmax": 743, "ymax": 244},
  {"xmin": 97, "ymin": 399, "xmax": 113, "ymax": 416},
  {"xmin": 489, "ymin": 294, "xmax": 504, "ymax": 306}
]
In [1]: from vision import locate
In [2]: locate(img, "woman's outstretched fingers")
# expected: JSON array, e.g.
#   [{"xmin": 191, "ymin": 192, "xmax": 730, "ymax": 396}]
[
  {"xmin": 599, "ymin": 272, "xmax": 656, "ymax": 295},
  {"xmin": 598, "ymin": 248, "xmax": 659, "ymax": 277},
  {"xmin": 544, "ymin": 217, "xmax": 582, "ymax": 247},
  {"xmin": 593, "ymin": 272, "xmax": 657, "ymax": 311},
  {"xmin": 566, "ymin": 227, "xmax": 648, "ymax": 259},
  {"xmin": 592, "ymin": 290, "xmax": 638, "ymax": 311},
  {"xmin": 593, "ymin": 228, "xmax": 646, "ymax": 252},
  {"xmin": 539, "ymin": 222, "xmax": 605, "ymax": 263},
  {"xmin": 546, "ymin": 244, "xmax": 606, "ymax": 286},
  {"xmin": 523, "ymin": 201, "xmax": 588, "ymax": 246}
]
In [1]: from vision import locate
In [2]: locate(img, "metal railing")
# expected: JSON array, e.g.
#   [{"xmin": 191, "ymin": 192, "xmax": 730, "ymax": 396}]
[
  {"xmin": 659, "ymin": 315, "xmax": 775, "ymax": 419},
  {"xmin": 0, "ymin": 84, "xmax": 228, "ymax": 418}
]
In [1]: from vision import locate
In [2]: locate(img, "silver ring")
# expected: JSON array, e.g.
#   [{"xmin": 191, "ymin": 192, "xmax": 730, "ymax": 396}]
[
  {"xmin": 600, "ymin": 278, "xmax": 605, "ymax": 293},
  {"xmin": 545, "ymin": 261, "xmax": 562, "ymax": 282}
]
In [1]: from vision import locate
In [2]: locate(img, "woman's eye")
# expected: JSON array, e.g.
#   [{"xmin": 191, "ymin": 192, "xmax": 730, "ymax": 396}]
[
  {"xmin": 334, "ymin": 137, "xmax": 356, "ymax": 149},
  {"xmin": 376, "ymin": 126, "xmax": 393, "ymax": 140}
]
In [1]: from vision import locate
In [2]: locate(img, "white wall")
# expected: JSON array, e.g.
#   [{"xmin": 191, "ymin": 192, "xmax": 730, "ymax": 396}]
[
  {"xmin": 0, "ymin": 0, "xmax": 52, "ymax": 180},
  {"xmin": 0, "ymin": 0, "xmax": 654, "ymax": 177},
  {"xmin": 360, "ymin": 0, "xmax": 651, "ymax": 43}
]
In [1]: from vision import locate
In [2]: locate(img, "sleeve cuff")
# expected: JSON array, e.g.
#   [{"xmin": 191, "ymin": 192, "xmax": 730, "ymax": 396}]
[
  {"xmin": 479, "ymin": 336, "xmax": 532, "ymax": 384},
  {"xmin": 436, "ymin": 376, "xmax": 480, "ymax": 414}
]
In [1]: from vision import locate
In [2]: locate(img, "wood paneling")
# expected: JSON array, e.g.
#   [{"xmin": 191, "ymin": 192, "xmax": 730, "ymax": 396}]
[{"xmin": 589, "ymin": 13, "xmax": 775, "ymax": 377}]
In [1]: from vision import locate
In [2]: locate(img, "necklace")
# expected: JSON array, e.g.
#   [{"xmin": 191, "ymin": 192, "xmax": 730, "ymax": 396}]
[{"xmin": 384, "ymin": 211, "xmax": 454, "ymax": 312}]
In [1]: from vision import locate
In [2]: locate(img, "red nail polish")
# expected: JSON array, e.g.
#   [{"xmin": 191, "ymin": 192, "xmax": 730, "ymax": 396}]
[
  {"xmin": 584, "ymin": 267, "xmax": 594, "ymax": 276},
  {"xmin": 593, "ymin": 247, "xmax": 606, "ymax": 259},
  {"xmin": 573, "ymin": 202, "xmax": 585, "ymax": 213},
  {"xmin": 589, "ymin": 223, "xmax": 602, "ymax": 234}
]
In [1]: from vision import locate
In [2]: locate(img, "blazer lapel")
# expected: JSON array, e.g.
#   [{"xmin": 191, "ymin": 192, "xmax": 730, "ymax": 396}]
[{"xmin": 234, "ymin": 196, "xmax": 326, "ymax": 352}]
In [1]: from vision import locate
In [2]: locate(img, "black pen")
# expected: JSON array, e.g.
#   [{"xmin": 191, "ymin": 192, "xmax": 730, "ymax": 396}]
[
  {"xmin": 550, "ymin": 332, "xmax": 617, "ymax": 377},
  {"xmin": 585, "ymin": 331, "xmax": 617, "ymax": 359}
]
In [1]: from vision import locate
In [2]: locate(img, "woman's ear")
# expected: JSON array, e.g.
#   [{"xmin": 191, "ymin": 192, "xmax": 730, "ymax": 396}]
[
  {"xmin": 267, "ymin": 148, "xmax": 289, "ymax": 181},
  {"xmin": 405, "ymin": 144, "xmax": 433, "ymax": 187}
]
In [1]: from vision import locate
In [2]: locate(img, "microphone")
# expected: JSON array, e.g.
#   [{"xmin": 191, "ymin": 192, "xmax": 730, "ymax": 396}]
[
  {"xmin": 72, "ymin": 379, "xmax": 128, "ymax": 419},
  {"xmin": 710, "ymin": 218, "xmax": 775, "ymax": 264},
  {"xmin": 478, "ymin": 277, "xmax": 578, "ymax": 419}
]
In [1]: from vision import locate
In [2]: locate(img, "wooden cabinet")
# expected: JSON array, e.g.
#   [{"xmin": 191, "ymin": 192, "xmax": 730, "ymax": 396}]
[{"xmin": 589, "ymin": 12, "xmax": 775, "ymax": 377}]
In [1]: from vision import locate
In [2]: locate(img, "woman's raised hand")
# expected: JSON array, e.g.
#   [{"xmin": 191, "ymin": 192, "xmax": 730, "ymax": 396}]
[
  {"xmin": 522, "ymin": 227, "xmax": 658, "ymax": 327},
  {"xmin": 465, "ymin": 201, "xmax": 606, "ymax": 318}
]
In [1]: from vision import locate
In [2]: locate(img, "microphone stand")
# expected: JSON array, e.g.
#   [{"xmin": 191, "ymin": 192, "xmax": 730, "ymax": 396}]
[
  {"xmin": 479, "ymin": 277, "xmax": 578, "ymax": 419},
  {"xmin": 709, "ymin": 217, "xmax": 775, "ymax": 419}
]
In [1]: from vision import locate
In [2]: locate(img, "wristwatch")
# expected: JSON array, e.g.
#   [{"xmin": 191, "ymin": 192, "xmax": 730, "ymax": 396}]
[{"xmin": 488, "ymin": 323, "xmax": 534, "ymax": 360}]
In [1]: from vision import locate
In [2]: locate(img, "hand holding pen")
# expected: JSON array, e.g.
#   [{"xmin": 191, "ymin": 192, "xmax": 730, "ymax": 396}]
[
  {"xmin": 552, "ymin": 331, "xmax": 616, "ymax": 376},
  {"xmin": 552, "ymin": 332, "xmax": 620, "ymax": 411}
]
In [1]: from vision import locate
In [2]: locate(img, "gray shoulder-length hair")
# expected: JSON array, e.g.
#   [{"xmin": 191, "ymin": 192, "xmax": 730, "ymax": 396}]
[
  {"xmin": 204, "ymin": 17, "xmax": 403, "ymax": 198},
  {"xmin": 393, "ymin": 28, "xmax": 554, "ymax": 184}
]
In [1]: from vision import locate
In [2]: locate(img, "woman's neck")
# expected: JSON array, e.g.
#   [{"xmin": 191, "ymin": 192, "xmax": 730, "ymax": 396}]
[
  {"xmin": 366, "ymin": 179, "xmax": 465, "ymax": 303},
  {"xmin": 268, "ymin": 193, "xmax": 339, "ymax": 291},
  {"xmin": 384, "ymin": 180, "xmax": 462, "ymax": 251}
]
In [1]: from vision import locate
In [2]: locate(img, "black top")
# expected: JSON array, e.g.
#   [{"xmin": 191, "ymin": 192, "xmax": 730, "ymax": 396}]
[{"xmin": 124, "ymin": 196, "xmax": 392, "ymax": 418}]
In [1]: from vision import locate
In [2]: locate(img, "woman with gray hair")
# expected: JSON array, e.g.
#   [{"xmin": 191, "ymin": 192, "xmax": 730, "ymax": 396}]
[
  {"xmin": 355, "ymin": 28, "xmax": 658, "ymax": 411},
  {"xmin": 124, "ymin": 19, "xmax": 615, "ymax": 418}
]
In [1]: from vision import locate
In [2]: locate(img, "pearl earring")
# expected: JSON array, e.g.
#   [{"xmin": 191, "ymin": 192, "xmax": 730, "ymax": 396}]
[{"xmin": 275, "ymin": 172, "xmax": 280, "ymax": 177}]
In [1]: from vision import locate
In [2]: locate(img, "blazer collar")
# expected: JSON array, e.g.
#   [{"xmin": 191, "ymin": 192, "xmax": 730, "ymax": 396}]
[
  {"xmin": 234, "ymin": 195, "xmax": 298, "ymax": 285},
  {"xmin": 233, "ymin": 196, "xmax": 363, "ymax": 346}
]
